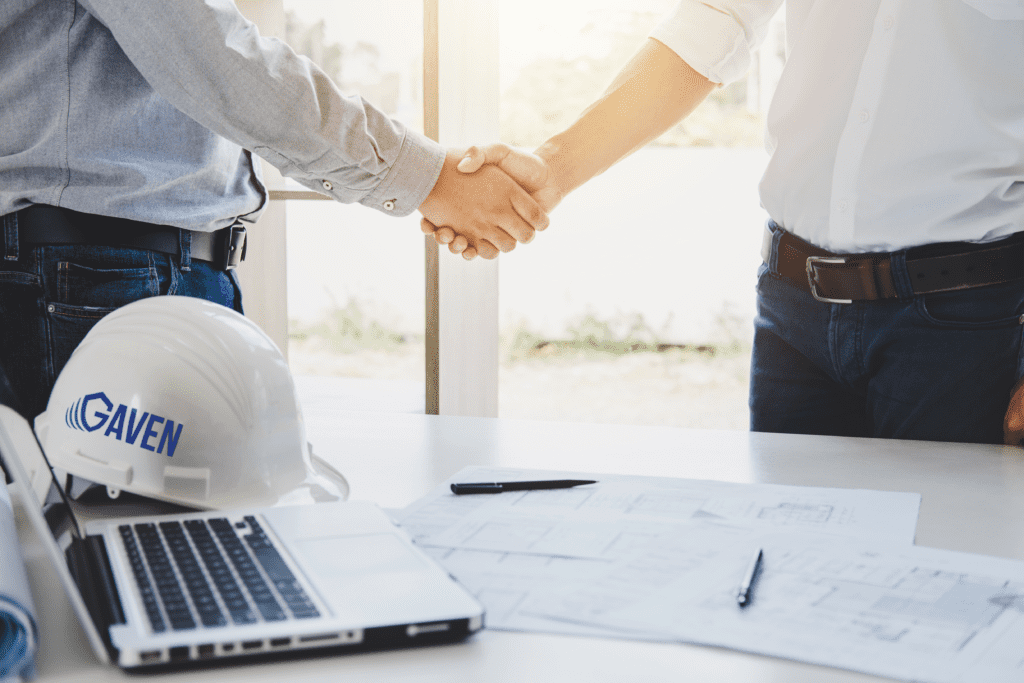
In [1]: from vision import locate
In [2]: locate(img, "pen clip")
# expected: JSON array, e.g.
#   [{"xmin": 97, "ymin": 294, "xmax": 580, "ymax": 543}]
[{"xmin": 450, "ymin": 483, "xmax": 504, "ymax": 494}]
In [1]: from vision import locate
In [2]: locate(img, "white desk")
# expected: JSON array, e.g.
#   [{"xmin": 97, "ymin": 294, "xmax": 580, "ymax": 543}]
[{"xmin": 15, "ymin": 409, "xmax": 1024, "ymax": 682}]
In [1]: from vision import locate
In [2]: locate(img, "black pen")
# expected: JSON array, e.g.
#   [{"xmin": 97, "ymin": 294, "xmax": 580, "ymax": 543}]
[
  {"xmin": 735, "ymin": 548, "xmax": 764, "ymax": 607},
  {"xmin": 450, "ymin": 479, "xmax": 597, "ymax": 495}
]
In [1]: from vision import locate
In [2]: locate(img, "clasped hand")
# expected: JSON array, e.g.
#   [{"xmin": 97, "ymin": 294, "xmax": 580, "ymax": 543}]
[{"xmin": 419, "ymin": 144, "xmax": 560, "ymax": 260}]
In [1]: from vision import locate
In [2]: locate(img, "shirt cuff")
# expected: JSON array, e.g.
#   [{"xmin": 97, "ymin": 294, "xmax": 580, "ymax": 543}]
[
  {"xmin": 650, "ymin": 1, "xmax": 755, "ymax": 85},
  {"xmin": 359, "ymin": 129, "xmax": 446, "ymax": 217}
]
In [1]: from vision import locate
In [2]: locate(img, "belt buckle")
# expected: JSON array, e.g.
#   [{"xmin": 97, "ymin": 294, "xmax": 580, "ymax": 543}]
[
  {"xmin": 805, "ymin": 256, "xmax": 853, "ymax": 304},
  {"xmin": 220, "ymin": 225, "xmax": 247, "ymax": 270}
]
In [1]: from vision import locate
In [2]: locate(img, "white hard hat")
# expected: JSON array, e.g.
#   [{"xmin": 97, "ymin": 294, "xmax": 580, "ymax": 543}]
[{"xmin": 33, "ymin": 296, "xmax": 348, "ymax": 509}]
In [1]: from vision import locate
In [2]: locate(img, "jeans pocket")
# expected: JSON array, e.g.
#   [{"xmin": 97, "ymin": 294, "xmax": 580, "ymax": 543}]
[
  {"xmin": 46, "ymin": 303, "xmax": 115, "ymax": 384},
  {"xmin": 916, "ymin": 281, "xmax": 1024, "ymax": 329},
  {"xmin": 0, "ymin": 271, "xmax": 41, "ymax": 287},
  {"xmin": 55, "ymin": 256, "xmax": 165, "ymax": 307}
]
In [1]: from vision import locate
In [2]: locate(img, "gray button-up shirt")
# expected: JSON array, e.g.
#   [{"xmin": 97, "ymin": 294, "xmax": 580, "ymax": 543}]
[{"xmin": 0, "ymin": 0, "xmax": 445, "ymax": 231}]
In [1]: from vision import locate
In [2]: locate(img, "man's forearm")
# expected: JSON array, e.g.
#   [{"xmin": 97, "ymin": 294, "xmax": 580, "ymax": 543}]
[
  {"xmin": 422, "ymin": 38, "xmax": 718, "ymax": 260},
  {"xmin": 81, "ymin": 0, "xmax": 444, "ymax": 215},
  {"xmin": 535, "ymin": 38, "xmax": 716, "ymax": 201}
]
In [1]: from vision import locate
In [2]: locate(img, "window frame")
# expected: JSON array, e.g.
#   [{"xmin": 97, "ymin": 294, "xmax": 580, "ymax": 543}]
[{"xmin": 239, "ymin": 0, "xmax": 500, "ymax": 417}]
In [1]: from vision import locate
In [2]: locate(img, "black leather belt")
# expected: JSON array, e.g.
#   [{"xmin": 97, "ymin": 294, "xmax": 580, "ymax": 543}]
[
  {"xmin": 763, "ymin": 225, "xmax": 1024, "ymax": 303},
  {"xmin": 12, "ymin": 205, "xmax": 246, "ymax": 271}
]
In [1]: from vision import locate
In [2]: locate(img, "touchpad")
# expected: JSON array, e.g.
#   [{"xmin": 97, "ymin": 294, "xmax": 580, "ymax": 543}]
[
  {"xmin": 292, "ymin": 533, "xmax": 427, "ymax": 575},
  {"xmin": 290, "ymin": 533, "xmax": 438, "ymax": 622}
]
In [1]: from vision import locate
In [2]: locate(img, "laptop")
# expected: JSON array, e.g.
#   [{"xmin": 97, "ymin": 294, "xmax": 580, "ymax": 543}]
[{"xmin": 0, "ymin": 405, "xmax": 484, "ymax": 668}]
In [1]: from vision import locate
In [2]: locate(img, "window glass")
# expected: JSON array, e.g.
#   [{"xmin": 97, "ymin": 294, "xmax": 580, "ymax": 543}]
[
  {"xmin": 498, "ymin": 0, "xmax": 786, "ymax": 429},
  {"xmin": 282, "ymin": 0, "xmax": 426, "ymax": 413}
]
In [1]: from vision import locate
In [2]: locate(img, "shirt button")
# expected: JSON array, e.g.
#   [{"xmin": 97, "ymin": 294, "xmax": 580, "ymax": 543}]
[
  {"xmin": 383, "ymin": 199, "xmax": 396, "ymax": 211},
  {"xmin": 838, "ymin": 201, "xmax": 849, "ymax": 213},
  {"xmin": 884, "ymin": 15, "xmax": 895, "ymax": 30},
  {"xmin": 321, "ymin": 180, "xmax": 334, "ymax": 191},
  {"xmin": 858, "ymin": 109, "xmax": 870, "ymax": 123}
]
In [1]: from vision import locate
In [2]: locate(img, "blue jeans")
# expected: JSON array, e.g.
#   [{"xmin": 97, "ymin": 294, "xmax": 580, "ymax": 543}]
[
  {"xmin": 0, "ymin": 238, "xmax": 242, "ymax": 422},
  {"xmin": 751, "ymin": 225, "xmax": 1024, "ymax": 444}
]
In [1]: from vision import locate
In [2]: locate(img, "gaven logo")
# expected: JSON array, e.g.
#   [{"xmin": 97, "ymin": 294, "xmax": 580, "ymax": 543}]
[{"xmin": 65, "ymin": 392, "xmax": 184, "ymax": 457}]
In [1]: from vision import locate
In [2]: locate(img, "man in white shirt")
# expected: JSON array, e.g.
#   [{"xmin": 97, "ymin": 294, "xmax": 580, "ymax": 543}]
[{"xmin": 426, "ymin": 0, "xmax": 1024, "ymax": 444}]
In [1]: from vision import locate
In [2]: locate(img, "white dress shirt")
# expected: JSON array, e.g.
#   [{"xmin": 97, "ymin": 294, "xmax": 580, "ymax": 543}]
[{"xmin": 653, "ymin": 0, "xmax": 1024, "ymax": 253}]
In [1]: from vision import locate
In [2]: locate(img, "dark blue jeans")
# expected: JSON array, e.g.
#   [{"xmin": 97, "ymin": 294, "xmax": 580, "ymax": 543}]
[
  {"xmin": 0, "ymin": 239, "xmax": 243, "ymax": 422},
  {"xmin": 751, "ymin": 226, "xmax": 1024, "ymax": 444}
]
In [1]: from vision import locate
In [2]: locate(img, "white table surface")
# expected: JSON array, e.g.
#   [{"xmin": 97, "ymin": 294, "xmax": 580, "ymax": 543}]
[{"xmin": 14, "ymin": 405, "xmax": 1024, "ymax": 682}]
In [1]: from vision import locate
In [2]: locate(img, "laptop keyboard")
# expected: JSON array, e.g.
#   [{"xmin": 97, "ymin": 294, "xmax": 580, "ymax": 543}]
[{"xmin": 118, "ymin": 516, "xmax": 320, "ymax": 633}]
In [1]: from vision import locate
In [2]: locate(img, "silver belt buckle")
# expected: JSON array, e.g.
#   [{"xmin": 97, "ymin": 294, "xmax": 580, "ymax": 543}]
[{"xmin": 805, "ymin": 256, "xmax": 853, "ymax": 304}]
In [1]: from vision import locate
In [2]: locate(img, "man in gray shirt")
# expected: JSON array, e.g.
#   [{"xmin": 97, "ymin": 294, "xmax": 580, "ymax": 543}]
[{"xmin": 0, "ymin": 0, "xmax": 546, "ymax": 420}]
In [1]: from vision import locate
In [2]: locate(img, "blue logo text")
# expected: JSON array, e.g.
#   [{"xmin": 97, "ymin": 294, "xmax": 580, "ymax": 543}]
[{"xmin": 65, "ymin": 392, "xmax": 184, "ymax": 457}]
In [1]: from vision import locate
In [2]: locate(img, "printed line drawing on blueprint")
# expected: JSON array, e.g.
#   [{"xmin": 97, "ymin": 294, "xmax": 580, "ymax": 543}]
[
  {"xmin": 755, "ymin": 501, "xmax": 835, "ymax": 525},
  {"xmin": 518, "ymin": 521, "xmax": 762, "ymax": 631},
  {"xmin": 505, "ymin": 487, "xmax": 595, "ymax": 510},
  {"xmin": 531, "ymin": 535, "xmax": 1024, "ymax": 683},
  {"xmin": 413, "ymin": 471, "xmax": 921, "ymax": 559},
  {"xmin": 394, "ymin": 467, "xmax": 923, "ymax": 637},
  {"xmin": 728, "ymin": 549, "xmax": 1024, "ymax": 666},
  {"xmin": 720, "ymin": 545, "xmax": 1024, "ymax": 682},
  {"xmin": 415, "ymin": 544, "xmax": 646, "ymax": 635},
  {"xmin": 455, "ymin": 516, "xmax": 685, "ymax": 559}
]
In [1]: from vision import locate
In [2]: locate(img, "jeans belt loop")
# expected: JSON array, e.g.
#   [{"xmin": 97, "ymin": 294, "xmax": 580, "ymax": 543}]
[
  {"xmin": 3, "ymin": 213, "xmax": 18, "ymax": 261},
  {"xmin": 179, "ymin": 229, "xmax": 192, "ymax": 272},
  {"xmin": 889, "ymin": 251, "xmax": 914, "ymax": 300},
  {"xmin": 767, "ymin": 220, "xmax": 784, "ymax": 275}
]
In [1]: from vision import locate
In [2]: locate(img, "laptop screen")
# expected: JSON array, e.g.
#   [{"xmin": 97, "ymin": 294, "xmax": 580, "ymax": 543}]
[
  {"xmin": 40, "ymin": 476, "xmax": 82, "ymax": 560},
  {"xmin": 0, "ymin": 409, "xmax": 84, "ymax": 555}
]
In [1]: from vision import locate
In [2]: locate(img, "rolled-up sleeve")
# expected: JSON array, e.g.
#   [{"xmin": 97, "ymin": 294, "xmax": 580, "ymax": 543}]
[
  {"xmin": 650, "ymin": 0, "xmax": 784, "ymax": 85},
  {"xmin": 78, "ymin": 0, "xmax": 444, "ymax": 216}
]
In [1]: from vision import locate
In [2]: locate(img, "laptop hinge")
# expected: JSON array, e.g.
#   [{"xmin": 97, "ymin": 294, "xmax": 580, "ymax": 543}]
[{"xmin": 66, "ymin": 534, "xmax": 125, "ymax": 660}]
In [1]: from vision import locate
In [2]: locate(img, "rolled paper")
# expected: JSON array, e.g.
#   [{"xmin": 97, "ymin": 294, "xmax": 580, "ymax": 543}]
[{"xmin": 0, "ymin": 483, "xmax": 37, "ymax": 681}]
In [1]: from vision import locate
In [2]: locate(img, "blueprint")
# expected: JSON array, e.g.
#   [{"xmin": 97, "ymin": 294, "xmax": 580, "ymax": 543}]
[
  {"xmin": 403, "ymin": 466, "xmax": 921, "ymax": 559},
  {"xmin": 415, "ymin": 544, "xmax": 672, "ymax": 638},
  {"xmin": 394, "ymin": 466, "xmax": 922, "ymax": 636},
  {"xmin": 525, "ymin": 533, "xmax": 1024, "ymax": 683}
]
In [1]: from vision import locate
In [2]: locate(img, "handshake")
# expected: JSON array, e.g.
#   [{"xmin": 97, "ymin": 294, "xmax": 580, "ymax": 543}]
[{"xmin": 418, "ymin": 143, "xmax": 563, "ymax": 260}]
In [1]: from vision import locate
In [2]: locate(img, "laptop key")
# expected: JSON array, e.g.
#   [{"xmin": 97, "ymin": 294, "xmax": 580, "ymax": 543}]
[
  {"xmin": 134, "ymin": 523, "xmax": 196, "ymax": 631},
  {"xmin": 209, "ymin": 518, "xmax": 286, "ymax": 619},
  {"xmin": 231, "ymin": 610, "xmax": 258, "ymax": 625},
  {"xmin": 255, "ymin": 602, "xmax": 287, "ymax": 622},
  {"xmin": 119, "ymin": 525, "xmax": 166, "ymax": 633},
  {"xmin": 184, "ymin": 519, "xmax": 257, "ymax": 626},
  {"xmin": 243, "ymin": 517, "xmax": 320, "ymax": 618},
  {"xmin": 168, "ymin": 617, "xmax": 196, "ymax": 631}
]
